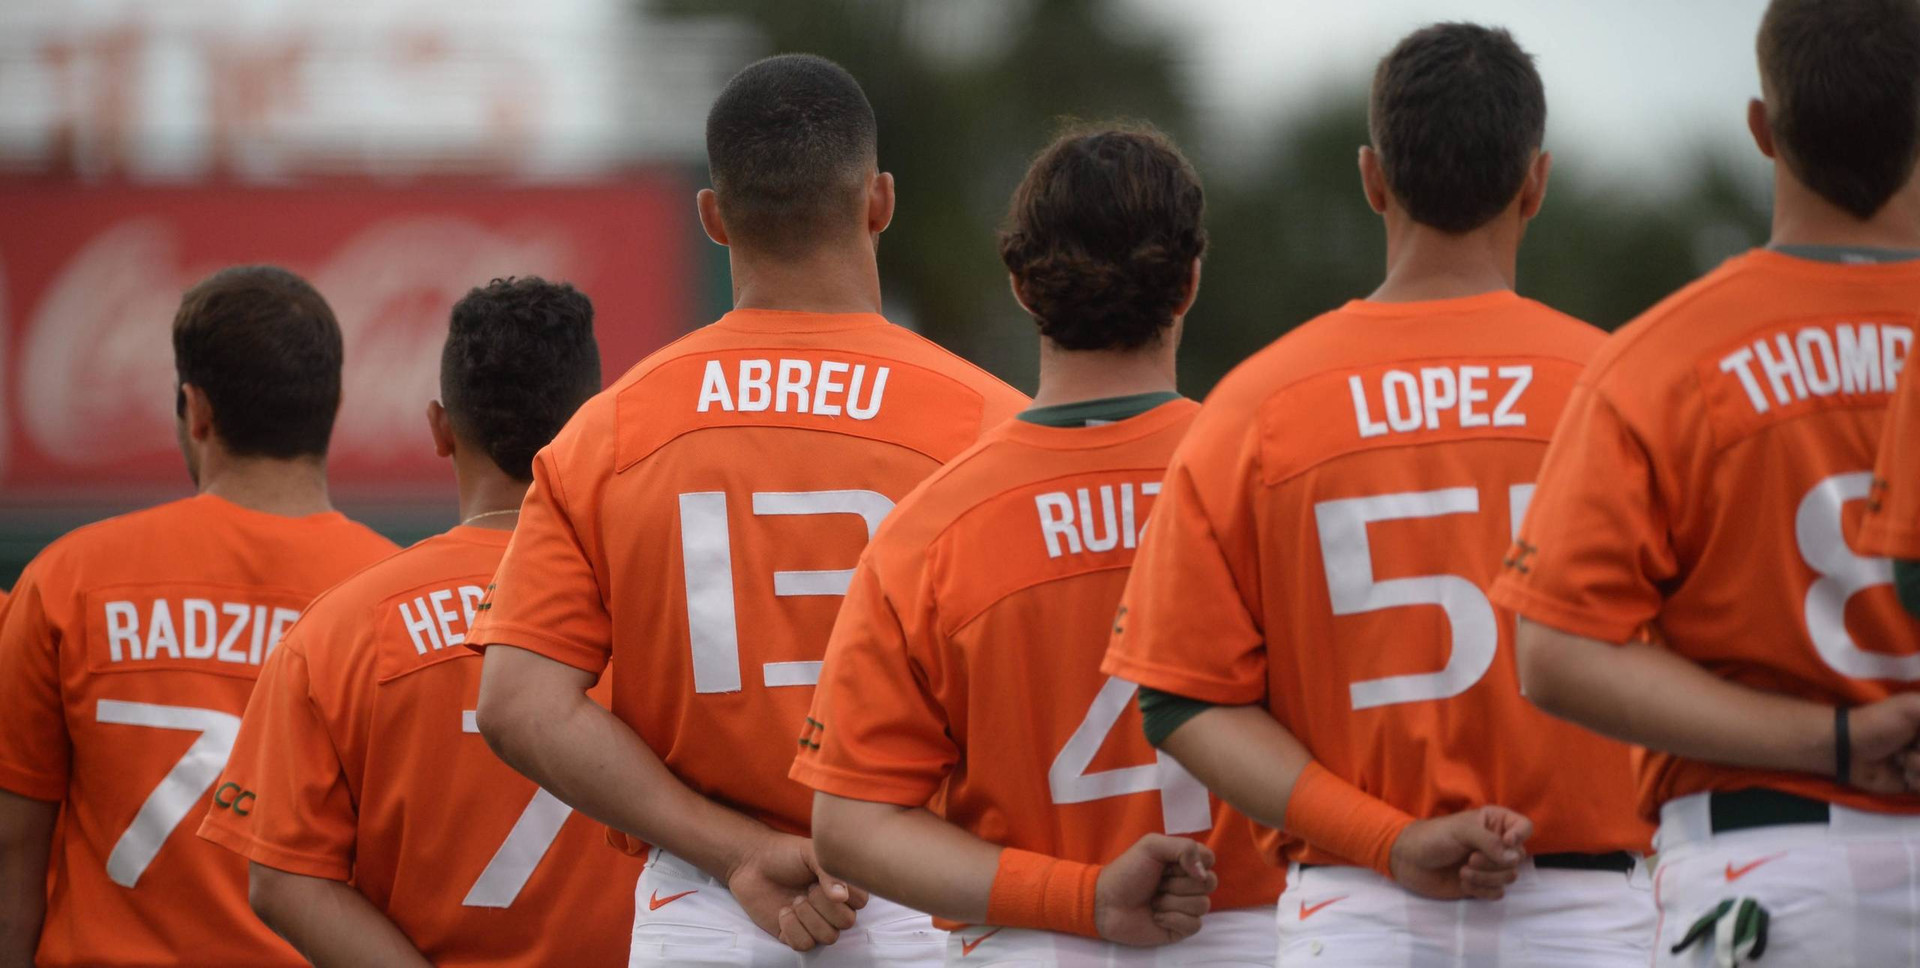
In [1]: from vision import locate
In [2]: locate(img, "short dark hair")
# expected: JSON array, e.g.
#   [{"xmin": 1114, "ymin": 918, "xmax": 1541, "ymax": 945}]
[
  {"xmin": 1759, "ymin": 0, "xmax": 1920, "ymax": 219},
  {"xmin": 173, "ymin": 265, "xmax": 342, "ymax": 459},
  {"xmin": 705, "ymin": 53, "xmax": 878, "ymax": 258},
  {"xmin": 998, "ymin": 125, "xmax": 1207, "ymax": 352},
  {"xmin": 1370, "ymin": 23, "xmax": 1547, "ymax": 234},
  {"xmin": 440, "ymin": 277, "xmax": 601, "ymax": 482}
]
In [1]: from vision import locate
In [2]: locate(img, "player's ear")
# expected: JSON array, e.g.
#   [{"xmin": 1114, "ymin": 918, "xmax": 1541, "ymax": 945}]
[
  {"xmin": 180, "ymin": 383, "xmax": 216, "ymax": 443},
  {"xmin": 1008, "ymin": 272, "xmax": 1037, "ymax": 319},
  {"xmin": 427, "ymin": 400, "xmax": 456, "ymax": 460},
  {"xmin": 1518, "ymin": 149, "xmax": 1552, "ymax": 222},
  {"xmin": 696, "ymin": 189, "xmax": 730, "ymax": 247},
  {"xmin": 1748, "ymin": 98, "xmax": 1777, "ymax": 160},
  {"xmin": 1358, "ymin": 146, "xmax": 1390, "ymax": 216},
  {"xmin": 1174, "ymin": 257, "xmax": 1203, "ymax": 319},
  {"xmin": 867, "ymin": 170, "xmax": 896, "ymax": 237}
]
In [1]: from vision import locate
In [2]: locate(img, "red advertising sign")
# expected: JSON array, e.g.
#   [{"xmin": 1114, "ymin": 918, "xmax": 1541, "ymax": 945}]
[{"xmin": 0, "ymin": 178, "xmax": 694, "ymax": 504}]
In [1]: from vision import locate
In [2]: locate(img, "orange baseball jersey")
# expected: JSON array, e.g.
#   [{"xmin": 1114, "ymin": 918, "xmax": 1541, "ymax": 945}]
[
  {"xmin": 792, "ymin": 397, "xmax": 1284, "ymax": 915},
  {"xmin": 0, "ymin": 494, "xmax": 396, "ymax": 968},
  {"xmin": 1104, "ymin": 292, "xmax": 1652, "ymax": 867},
  {"xmin": 199, "ymin": 525, "xmax": 642, "ymax": 966},
  {"xmin": 1861, "ymin": 359, "xmax": 1920, "ymax": 559},
  {"xmin": 1491, "ymin": 250, "xmax": 1920, "ymax": 819},
  {"xmin": 468, "ymin": 310, "xmax": 1028, "ymax": 845}
]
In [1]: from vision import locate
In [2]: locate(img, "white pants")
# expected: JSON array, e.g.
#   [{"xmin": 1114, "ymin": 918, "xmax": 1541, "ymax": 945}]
[
  {"xmin": 1653, "ymin": 792, "xmax": 1920, "ymax": 968},
  {"xmin": 1275, "ymin": 859, "xmax": 1654, "ymax": 967},
  {"xmin": 628, "ymin": 849, "xmax": 945, "ymax": 967},
  {"xmin": 943, "ymin": 908, "xmax": 1276, "ymax": 966}
]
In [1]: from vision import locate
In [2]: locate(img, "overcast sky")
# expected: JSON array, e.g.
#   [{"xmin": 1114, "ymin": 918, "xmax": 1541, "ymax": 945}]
[{"xmin": 1132, "ymin": 0, "xmax": 1771, "ymax": 188}]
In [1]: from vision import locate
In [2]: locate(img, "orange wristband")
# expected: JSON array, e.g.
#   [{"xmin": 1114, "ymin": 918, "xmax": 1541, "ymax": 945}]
[
  {"xmin": 1283, "ymin": 761, "xmax": 1416, "ymax": 878},
  {"xmin": 984, "ymin": 848, "xmax": 1102, "ymax": 938}
]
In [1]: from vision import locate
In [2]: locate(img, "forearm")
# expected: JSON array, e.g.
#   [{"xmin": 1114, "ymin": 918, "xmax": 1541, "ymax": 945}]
[
  {"xmin": 247, "ymin": 864, "xmax": 426, "ymax": 968},
  {"xmin": 811, "ymin": 794, "xmax": 999, "ymax": 924},
  {"xmin": 1157, "ymin": 704, "xmax": 1313, "ymax": 831},
  {"xmin": 476, "ymin": 646, "xmax": 771, "ymax": 880},
  {"xmin": 1515, "ymin": 618, "xmax": 1834, "ymax": 774},
  {"xmin": 0, "ymin": 790, "xmax": 55, "ymax": 967}
]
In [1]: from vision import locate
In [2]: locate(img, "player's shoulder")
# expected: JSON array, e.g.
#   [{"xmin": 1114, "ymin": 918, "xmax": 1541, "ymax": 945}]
[
  {"xmin": 293, "ymin": 531, "xmax": 500, "ymax": 667},
  {"xmin": 1583, "ymin": 249, "xmax": 1776, "ymax": 386},
  {"xmin": 864, "ymin": 428, "xmax": 1021, "ymax": 564},
  {"xmin": 852, "ymin": 322, "xmax": 1028, "ymax": 405},
  {"xmin": 22, "ymin": 497, "xmax": 205, "ymax": 579}
]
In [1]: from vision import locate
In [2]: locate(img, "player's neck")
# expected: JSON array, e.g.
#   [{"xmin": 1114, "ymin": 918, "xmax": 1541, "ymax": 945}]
[
  {"xmin": 195, "ymin": 452, "xmax": 334, "ymax": 518},
  {"xmin": 727, "ymin": 236, "xmax": 884, "ymax": 316},
  {"xmin": 1768, "ymin": 172, "xmax": 1920, "ymax": 251},
  {"xmin": 1371, "ymin": 218, "xmax": 1519, "ymax": 303},
  {"xmin": 453, "ymin": 453, "xmax": 530, "ymax": 531},
  {"xmin": 1028, "ymin": 339, "xmax": 1178, "ymax": 410}
]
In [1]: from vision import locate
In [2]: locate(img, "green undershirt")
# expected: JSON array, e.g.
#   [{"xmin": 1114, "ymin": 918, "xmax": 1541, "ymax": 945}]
[
  {"xmin": 1016, "ymin": 390, "xmax": 1183, "ymax": 428},
  {"xmin": 1771, "ymin": 244, "xmax": 1920, "ymax": 264}
]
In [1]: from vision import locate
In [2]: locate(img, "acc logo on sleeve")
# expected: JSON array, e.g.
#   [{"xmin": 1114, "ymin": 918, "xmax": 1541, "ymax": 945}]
[{"xmin": 211, "ymin": 781, "xmax": 256, "ymax": 816}]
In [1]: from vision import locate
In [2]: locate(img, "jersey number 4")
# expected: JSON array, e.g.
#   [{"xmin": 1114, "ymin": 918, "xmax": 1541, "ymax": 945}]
[
  {"xmin": 1314, "ymin": 484, "xmax": 1535, "ymax": 710},
  {"xmin": 1050, "ymin": 677, "xmax": 1212, "ymax": 834}
]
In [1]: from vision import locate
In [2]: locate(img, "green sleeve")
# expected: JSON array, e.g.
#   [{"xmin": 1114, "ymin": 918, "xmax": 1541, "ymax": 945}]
[
  {"xmin": 1138, "ymin": 686, "xmax": 1217, "ymax": 747},
  {"xmin": 1896, "ymin": 559, "xmax": 1920, "ymax": 621}
]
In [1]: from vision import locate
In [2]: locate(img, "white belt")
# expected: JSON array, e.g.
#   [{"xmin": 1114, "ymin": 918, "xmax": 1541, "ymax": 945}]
[{"xmin": 647, "ymin": 847, "xmax": 725, "ymax": 887}]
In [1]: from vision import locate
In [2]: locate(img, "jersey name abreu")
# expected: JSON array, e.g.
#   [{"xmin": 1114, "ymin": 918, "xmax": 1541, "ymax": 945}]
[{"xmin": 696, "ymin": 357, "xmax": 888, "ymax": 419}]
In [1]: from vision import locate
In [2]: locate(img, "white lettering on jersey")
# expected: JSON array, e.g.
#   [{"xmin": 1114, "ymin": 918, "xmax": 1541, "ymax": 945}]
[
  {"xmin": 102, "ymin": 599, "xmax": 301, "ymax": 666},
  {"xmin": 398, "ymin": 584, "xmax": 488, "ymax": 655},
  {"xmin": 1035, "ymin": 481, "xmax": 1162, "ymax": 559},
  {"xmin": 1350, "ymin": 365, "xmax": 1533, "ymax": 439},
  {"xmin": 696, "ymin": 358, "xmax": 889, "ymax": 420},
  {"xmin": 1720, "ymin": 322, "xmax": 1912, "ymax": 414}
]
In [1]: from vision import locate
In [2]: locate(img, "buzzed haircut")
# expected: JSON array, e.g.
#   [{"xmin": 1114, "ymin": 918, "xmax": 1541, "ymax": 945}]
[
  {"xmin": 1759, "ymin": 0, "xmax": 1920, "ymax": 219},
  {"xmin": 705, "ymin": 53, "xmax": 878, "ymax": 258},
  {"xmin": 999, "ymin": 124, "xmax": 1207, "ymax": 351},
  {"xmin": 1370, "ymin": 23, "xmax": 1547, "ymax": 234},
  {"xmin": 440, "ymin": 277, "xmax": 601, "ymax": 482},
  {"xmin": 172, "ymin": 265, "xmax": 343, "ymax": 459}
]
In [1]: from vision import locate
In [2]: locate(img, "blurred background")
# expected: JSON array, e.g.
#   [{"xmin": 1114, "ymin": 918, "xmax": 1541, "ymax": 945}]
[{"xmin": 0, "ymin": 0, "xmax": 1773, "ymax": 583}]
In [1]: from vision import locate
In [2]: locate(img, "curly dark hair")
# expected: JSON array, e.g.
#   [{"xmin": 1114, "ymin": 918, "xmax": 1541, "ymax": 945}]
[
  {"xmin": 998, "ymin": 124, "xmax": 1206, "ymax": 352},
  {"xmin": 440, "ymin": 277, "xmax": 602, "ymax": 482}
]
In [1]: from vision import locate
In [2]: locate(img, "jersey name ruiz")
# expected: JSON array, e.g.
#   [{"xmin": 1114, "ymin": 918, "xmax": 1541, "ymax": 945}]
[{"xmin": 1036, "ymin": 480, "xmax": 1162, "ymax": 559}]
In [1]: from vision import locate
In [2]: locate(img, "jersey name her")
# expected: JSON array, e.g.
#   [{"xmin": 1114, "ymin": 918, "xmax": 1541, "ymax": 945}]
[
  {"xmin": 103, "ymin": 598, "xmax": 301, "ymax": 666},
  {"xmin": 695, "ymin": 358, "xmax": 889, "ymax": 419},
  {"xmin": 1349, "ymin": 364, "xmax": 1533, "ymax": 439},
  {"xmin": 1036, "ymin": 481, "xmax": 1162, "ymax": 559},
  {"xmin": 1718, "ymin": 321, "xmax": 1912, "ymax": 415},
  {"xmin": 397, "ymin": 584, "xmax": 487, "ymax": 655}
]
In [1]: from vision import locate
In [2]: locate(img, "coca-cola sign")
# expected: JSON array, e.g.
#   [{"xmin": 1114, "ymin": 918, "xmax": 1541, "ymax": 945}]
[{"xmin": 0, "ymin": 178, "xmax": 693, "ymax": 502}]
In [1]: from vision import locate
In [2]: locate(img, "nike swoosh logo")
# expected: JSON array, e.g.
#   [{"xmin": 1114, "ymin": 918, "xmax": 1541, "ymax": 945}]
[
  {"xmin": 960, "ymin": 927, "xmax": 1003, "ymax": 955},
  {"xmin": 649, "ymin": 889, "xmax": 698, "ymax": 910},
  {"xmin": 1724, "ymin": 853, "xmax": 1787, "ymax": 883},
  {"xmin": 1300, "ymin": 896, "xmax": 1348, "ymax": 920}
]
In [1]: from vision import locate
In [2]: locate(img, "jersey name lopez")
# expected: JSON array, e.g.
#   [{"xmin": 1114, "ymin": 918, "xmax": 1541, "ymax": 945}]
[{"xmin": 1349, "ymin": 364, "xmax": 1533, "ymax": 439}]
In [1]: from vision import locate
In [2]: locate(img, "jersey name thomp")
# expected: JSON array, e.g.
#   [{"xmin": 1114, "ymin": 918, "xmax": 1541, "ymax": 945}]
[
  {"xmin": 200, "ymin": 526, "xmax": 642, "ymax": 967},
  {"xmin": 1106, "ymin": 292, "xmax": 1651, "ymax": 866},
  {"xmin": 467, "ymin": 310, "xmax": 1029, "ymax": 845},
  {"xmin": 1492, "ymin": 250, "xmax": 1920, "ymax": 819},
  {"xmin": 793, "ymin": 399, "xmax": 1284, "ymax": 917},
  {"xmin": 0, "ymin": 494, "xmax": 396, "ymax": 968}
]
